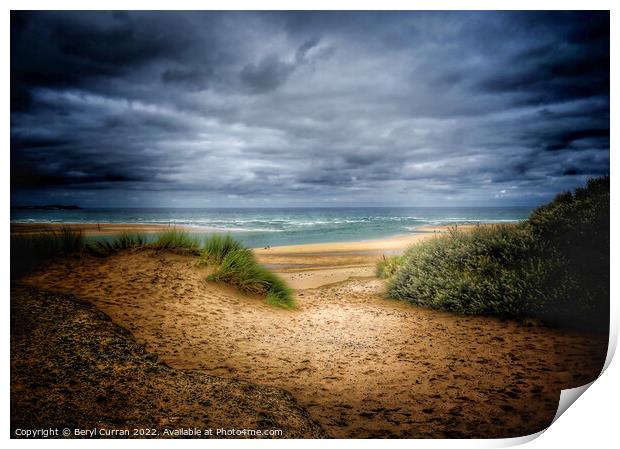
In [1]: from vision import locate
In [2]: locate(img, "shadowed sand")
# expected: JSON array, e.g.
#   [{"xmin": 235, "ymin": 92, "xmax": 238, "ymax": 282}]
[
  {"xmin": 21, "ymin": 238, "xmax": 607, "ymax": 438},
  {"xmin": 11, "ymin": 285, "xmax": 325, "ymax": 438},
  {"xmin": 11, "ymin": 222, "xmax": 191, "ymax": 236}
]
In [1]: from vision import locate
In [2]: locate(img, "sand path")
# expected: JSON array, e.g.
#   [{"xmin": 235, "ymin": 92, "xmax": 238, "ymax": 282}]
[{"xmin": 23, "ymin": 249, "xmax": 607, "ymax": 438}]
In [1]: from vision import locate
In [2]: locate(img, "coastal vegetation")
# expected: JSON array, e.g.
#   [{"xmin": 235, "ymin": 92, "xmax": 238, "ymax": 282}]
[
  {"xmin": 11, "ymin": 227, "xmax": 85, "ymax": 277},
  {"xmin": 88, "ymin": 232, "xmax": 148, "ymax": 256},
  {"xmin": 200, "ymin": 233, "xmax": 243, "ymax": 265},
  {"xmin": 376, "ymin": 254, "xmax": 404, "ymax": 279},
  {"xmin": 11, "ymin": 228, "xmax": 293, "ymax": 309},
  {"xmin": 87, "ymin": 229, "xmax": 200, "ymax": 256},
  {"xmin": 381, "ymin": 177, "xmax": 609, "ymax": 330},
  {"xmin": 150, "ymin": 229, "xmax": 201, "ymax": 252},
  {"xmin": 201, "ymin": 235, "xmax": 294, "ymax": 309}
]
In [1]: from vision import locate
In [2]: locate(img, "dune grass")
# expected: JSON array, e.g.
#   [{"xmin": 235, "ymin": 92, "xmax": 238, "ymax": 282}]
[
  {"xmin": 200, "ymin": 233, "xmax": 243, "ymax": 265},
  {"xmin": 202, "ymin": 234, "xmax": 294, "ymax": 309},
  {"xmin": 88, "ymin": 232, "xmax": 149, "ymax": 257},
  {"xmin": 11, "ymin": 227, "xmax": 293, "ymax": 309},
  {"xmin": 114, "ymin": 231, "xmax": 148, "ymax": 249},
  {"xmin": 150, "ymin": 229, "xmax": 200, "ymax": 252},
  {"xmin": 11, "ymin": 227, "xmax": 85, "ymax": 277},
  {"xmin": 383, "ymin": 176, "xmax": 609, "ymax": 330}
]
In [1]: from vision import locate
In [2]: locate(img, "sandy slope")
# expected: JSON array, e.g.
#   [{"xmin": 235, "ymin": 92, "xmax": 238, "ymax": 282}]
[
  {"xmin": 22, "ymin": 249, "xmax": 607, "ymax": 438},
  {"xmin": 11, "ymin": 285, "xmax": 325, "ymax": 438}
]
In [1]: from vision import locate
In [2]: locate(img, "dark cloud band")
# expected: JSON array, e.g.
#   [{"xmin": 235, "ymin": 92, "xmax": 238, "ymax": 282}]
[{"xmin": 10, "ymin": 11, "xmax": 609, "ymax": 207}]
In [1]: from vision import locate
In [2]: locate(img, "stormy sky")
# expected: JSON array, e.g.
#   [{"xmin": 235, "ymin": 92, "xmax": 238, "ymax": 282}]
[{"xmin": 11, "ymin": 11, "xmax": 609, "ymax": 207}]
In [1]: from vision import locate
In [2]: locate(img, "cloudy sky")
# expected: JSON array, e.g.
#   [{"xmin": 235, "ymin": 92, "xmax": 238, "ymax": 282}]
[{"xmin": 11, "ymin": 11, "xmax": 609, "ymax": 207}]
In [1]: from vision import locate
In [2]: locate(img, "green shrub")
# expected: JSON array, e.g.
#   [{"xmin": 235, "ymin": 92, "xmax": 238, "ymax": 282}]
[
  {"xmin": 201, "ymin": 233, "xmax": 243, "ymax": 265},
  {"xmin": 387, "ymin": 177, "xmax": 609, "ymax": 330},
  {"xmin": 525, "ymin": 176, "xmax": 609, "ymax": 329},
  {"xmin": 376, "ymin": 255, "xmax": 404, "ymax": 278},
  {"xmin": 11, "ymin": 227, "xmax": 85, "ymax": 277},
  {"xmin": 150, "ymin": 229, "xmax": 200, "ymax": 252},
  {"xmin": 388, "ymin": 225, "xmax": 548, "ymax": 317},
  {"xmin": 204, "ymin": 238, "xmax": 294, "ymax": 309}
]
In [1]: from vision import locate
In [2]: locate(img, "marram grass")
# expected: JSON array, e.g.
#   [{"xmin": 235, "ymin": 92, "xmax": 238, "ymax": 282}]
[
  {"xmin": 89, "ymin": 232, "xmax": 149, "ymax": 256},
  {"xmin": 11, "ymin": 227, "xmax": 294, "ymax": 310},
  {"xmin": 202, "ymin": 235, "xmax": 295, "ymax": 309},
  {"xmin": 11, "ymin": 227, "xmax": 85, "ymax": 277},
  {"xmin": 200, "ymin": 233, "xmax": 243, "ymax": 265},
  {"xmin": 150, "ymin": 229, "xmax": 200, "ymax": 252}
]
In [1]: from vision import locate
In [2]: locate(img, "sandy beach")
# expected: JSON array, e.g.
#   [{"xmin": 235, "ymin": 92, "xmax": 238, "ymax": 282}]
[
  {"xmin": 10, "ymin": 222, "xmax": 461, "ymax": 289},
  {"xmin": 12, "ymin": 223, "xmax": 608, "ymax": 438},
  {"xmin": 10, "ymin": 222, "xmax": 192, "ymax": 236},
  {"xmin": 11, "ymin": 221, "xmax": 465, "ymax": 238}
]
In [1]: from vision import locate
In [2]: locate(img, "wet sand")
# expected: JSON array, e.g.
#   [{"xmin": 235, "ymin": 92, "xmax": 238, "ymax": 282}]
[{"xmin": 21, "ymin": 243, "xmax": 608, "ymax": 438}]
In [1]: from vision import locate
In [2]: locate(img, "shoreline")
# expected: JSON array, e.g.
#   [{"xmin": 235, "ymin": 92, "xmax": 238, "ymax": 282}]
[{"xmin": 10, "ymin": 221, "xmax": 476, "ymax": 243}]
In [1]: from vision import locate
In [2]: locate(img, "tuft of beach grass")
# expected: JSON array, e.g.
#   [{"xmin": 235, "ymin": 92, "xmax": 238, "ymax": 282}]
[
  {"xmin": 11, "ymin": 227, "xmax": 85, "ymax": 277},
  {"xmin": 150, "ymin": 229, "xmax": 201, "ymax": 253},
  {"xmin": 202, "ymin": 235, "xmax": 295, "ymax": 309}
]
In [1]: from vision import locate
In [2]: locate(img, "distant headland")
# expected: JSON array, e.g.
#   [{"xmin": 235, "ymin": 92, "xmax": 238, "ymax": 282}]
[{"xmin": 11, "ymin": 204, "xmax": 81, "ymax": 210}]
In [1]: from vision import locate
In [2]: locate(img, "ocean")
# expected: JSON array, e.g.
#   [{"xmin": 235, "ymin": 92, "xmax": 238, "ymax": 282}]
[{"xmin": 10, "ymin": 207, "xmax": 532, "ymax": 248}]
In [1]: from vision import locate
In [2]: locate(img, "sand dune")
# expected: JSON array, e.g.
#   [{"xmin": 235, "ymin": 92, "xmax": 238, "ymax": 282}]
[
  {"xmin": 11, "ymin": 285, "xmax": 325, "ymax": 438},
  {"xmin": 22, "ymin": 248, "xmax": 607, "ymax": 438}
]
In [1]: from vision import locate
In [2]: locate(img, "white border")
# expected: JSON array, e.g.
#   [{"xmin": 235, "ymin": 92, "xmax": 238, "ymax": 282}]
[{"xmin": 3, "ymin": 2, "xmax": 617, "ymax": 448}]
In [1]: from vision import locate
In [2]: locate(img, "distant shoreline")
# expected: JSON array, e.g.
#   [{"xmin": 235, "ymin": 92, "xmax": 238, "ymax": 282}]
[
  {"xmin": 9, "ymin": 222, "xmax": 483, "ymax": 267},
  {"xmin": 10, "ymin": 221, "xmax": 478, "ymax": 238},
  {"xmin": 10, "ymin": 221, "xmax": 484, "ymax": 288}
]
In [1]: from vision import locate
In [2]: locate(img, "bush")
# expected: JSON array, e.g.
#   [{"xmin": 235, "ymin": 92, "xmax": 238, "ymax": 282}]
[
  {"xmin": 11, "ymin": 227, "xmax": 85, "ymax": 277},
  {"xmin": 386, "ymin": 177, "xmax": 609, "ymax": 330},
  {"xmin": 526, "ymin": 176, "xmax": 609, "ymax": 329},
  {"xmin": 203, "ymin": 236, "xmax": 294, "ymax": 309},
  {"xmin": 388, "ymin": 225, "xmax": 549, "ymax": 317},
  {"xmin": 376, "ymin": 255, "xmax": 404, "ymax": 278}
]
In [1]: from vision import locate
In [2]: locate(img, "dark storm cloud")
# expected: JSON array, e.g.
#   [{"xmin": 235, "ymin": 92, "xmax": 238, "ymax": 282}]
[
  {"xmin": 10, "ymin": 11, "xmax": 609, "ymax": 207},
  {"xmin": 240, "ymin": 38, "xmax": 322, "ymax": 93}
]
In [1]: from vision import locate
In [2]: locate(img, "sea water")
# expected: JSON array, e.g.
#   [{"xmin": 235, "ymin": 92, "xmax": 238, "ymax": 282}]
[{"xmin": 10, "ymin": 207, "xmax": 531, "ymax": 248}]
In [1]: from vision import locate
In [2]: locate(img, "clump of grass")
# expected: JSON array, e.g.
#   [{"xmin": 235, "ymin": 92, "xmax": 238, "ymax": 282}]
[
  {"xmin": 150, "ymin": 229, "xmax": 200, "ymax": 253},
  {"xmin": 201, "ymin": 233, "xmax": 243, "ymax": 265},
  {"xmin": 203, "ymin": 235, "xmax": 294, "ymax": 308},
  {"xmin": 376, "ymin": 254, "xmax": 404, "ymax": 279},
  {"xmin": 87, "ymin": 232, "xmax": 149, "ymax": 257},
  {"xmin": 114, "ymin": 232, "xmax": 148, "ymax": 249},
  {"xmin": 11, "ymin": 227, "xmax": 85, "ymax": 277},
  {"xmin": 386, "ymin": 176, "xmax": 609, "ymax": 330}
]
